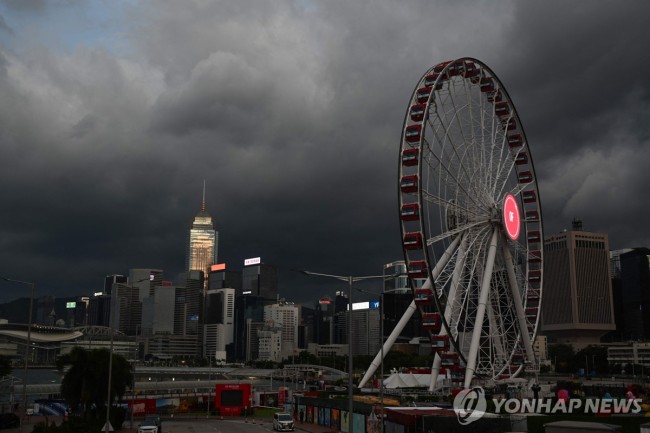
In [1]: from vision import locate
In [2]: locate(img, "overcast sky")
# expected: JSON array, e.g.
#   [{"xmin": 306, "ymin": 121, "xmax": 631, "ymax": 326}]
[{"xmin": 0, "ymin": 0, "xmax": 648, "ymax": 305}]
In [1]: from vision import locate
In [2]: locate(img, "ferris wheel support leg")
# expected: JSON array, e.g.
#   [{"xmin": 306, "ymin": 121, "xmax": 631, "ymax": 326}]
[
  {"xmin": 360, "ymin": 234, "xmax": 463, "ymax": 388},
  {"xmin": 430, "ymin": 234, "xmax": 467, "ymax": 391},
  {"xmin": 358, "ymin": 299, "xmax": 419, "ymax": 388},
  {"xmin": 429, "ymin": 353, "xmax": 442, "ymax": 391},
  {"xmin": 464, "ymin": 228, "xmax": 499, "ymax": 389},
  {"xmin": 502, "ymin": 237, "xmax": 536, "ymax": 367}
]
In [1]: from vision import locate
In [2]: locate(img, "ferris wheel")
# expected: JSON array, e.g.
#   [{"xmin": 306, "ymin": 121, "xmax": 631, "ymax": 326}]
[{"xmin": 397, "ymin": 58, "xmax": 544, "ymax": 389}]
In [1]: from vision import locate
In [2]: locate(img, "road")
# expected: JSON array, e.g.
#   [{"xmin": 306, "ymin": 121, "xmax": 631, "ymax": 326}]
[
  {"xmin": 140, "ymin": 419, "xmax": 277, "ymax": 433},
  {"xmin": 5, "ymin": 418, "xmax": 283, "ymax": 433}
]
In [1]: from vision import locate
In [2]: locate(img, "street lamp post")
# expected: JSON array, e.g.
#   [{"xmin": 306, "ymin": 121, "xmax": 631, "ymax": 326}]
[
  {"xmin": 112, "ymin": 277, "xmax": 149, "ymax": 429},
  {"xmin": 207, "ymin": 351, "xmax": 212, "ymax": 418},
  {"xmin": 105, "ymin": 324, "xmax": 114, "ymax": 433},
  {"xmin": 297, "ymin": 270, "xmax": 386, "ymax": 433},
  {"xmin": 1, "ymin": 276, "xmax": 35, "ymax": 433},
  {"xmin": 354, "ymin": 287, "xmax": 384, "ymax": 433}
]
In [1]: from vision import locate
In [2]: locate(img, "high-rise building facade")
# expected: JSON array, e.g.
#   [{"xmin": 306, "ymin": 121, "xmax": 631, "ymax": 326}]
[
  {"xmin": 383, "ymin": 261, "xmax": 410, "ymax": 294},
  {"xmin": 335, "ymin": 303, "xmax": 381, "ymax": 356},
  {"xmin": 241, "ymin": 258, "xmax": 278, "ymax": 300},
  {"xmin": 608, "ymin": 248, "xmax": 634, "ymax": 341},
  {"xmin": 204, "ymin": 288, "xmax": 236, "ymax": 359},
  {"xmin": 619, "ymin": 248, "xmax": 650, "ymax": 340},
  {"xmin": 141, "ymin": 285, "xmax": 176, "ymax": 336},
  {"xmin": 104, "ymin": 274, "xmax": 127, "ymax": 295},
  {"xmin": 186, "ymin": 184, "xmax": 217, "ymax": 274},
  {"xmin": 208, "ymin": 264, "xmax": 242, "ymax": 291},
  {"xmin": 110, "ymin": 284, "xmax": 141, "ymax": 336},
  {"xmin": 541, "ymin": 223, "xmax": 616, "ymax": 348},
  {"xmin": 314, "ymin": 297, "xmax": 335, "ymax": 345},
  {"xmin": 257, "ymin": 326, "xmax": 283, "ymax": 362},
  {"xmin": 87, "ymin": 293, "xmax": 111, "ymax": 327},
  {"xmin": 264, "ymin": 301, "xmax": 300, "ymax": 359},
  {"xmin": 128, "ymin": 269, "xmax": 163, "ymax": 300},
  {"xmin": 232, "ymin": 294, "xmax": 267, "ymax": 361},
  {"xmin": 175, "ymin": 270, "xmax": 204, "ymax": 336}
]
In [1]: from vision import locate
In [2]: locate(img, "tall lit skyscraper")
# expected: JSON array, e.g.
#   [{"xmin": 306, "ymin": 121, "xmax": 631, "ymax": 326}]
[{"xmin": 186, "ymin": 182, "xmax": 218, "ymax": 273}]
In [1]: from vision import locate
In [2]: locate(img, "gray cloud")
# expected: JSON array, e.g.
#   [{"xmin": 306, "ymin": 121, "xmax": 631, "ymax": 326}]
[
  {"xmin": 0, "ymin": 14, "xmax": 12, "ymax": 35},
  {"xmin": 0, "ymin": 0, "xmax": 649, "ymax": 303}
]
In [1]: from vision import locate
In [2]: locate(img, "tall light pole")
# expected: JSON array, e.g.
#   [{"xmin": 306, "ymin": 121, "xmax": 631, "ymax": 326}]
[
  {"xmin": 354, "ymin": 287, "xmax": 384, "ymax": 433},
  {"xmin": 105, "ymin": 321, "xmax": 114, "ymax": 433},
  {"xmin": 297, "ymin": 270, "xmax": 386, "ymax": 433},
  {"xmin": 111, "ymin": 278, "xmax": 149, "ymax": 430},
  {"xmin": 206, "ymin": 351, "xmax": 212, "ymax": 418},
  {"xmin": 1, "ymin": 276, "xmax": 35, "ymax": 433}
]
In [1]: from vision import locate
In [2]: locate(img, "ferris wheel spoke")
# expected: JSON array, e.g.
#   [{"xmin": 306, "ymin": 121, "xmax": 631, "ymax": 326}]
[
  {"xmin": 446, "ymin": 87, "xmax": 475, "ymax": 172},
  {"xmin": 487, "ymin": 101, "xmax": 510, "ymax": 176},
  {"xmin": 426, "ymin": 220, "xmax": 489, "ymax": 246},
  {"xmin": 503, "ymin": 182, "xmax": 531, "ymax": 203},
  {"xmin": 421, "ymin": 190, "xmax": 485, "ymax": 218},
  {"xmin": 491, "ymin": 146, "xmax": 513, "ymax": 199},
  {"xmin": 421, "ymin": 137, "xmax": 483, "ymax": 209},
  {"xmin": 493, "ymin": 146, "xmax": 520, "ymax": 200},
  {"xmin": 426, "ymin": 107, "xmax": 484, "ymax": 200},
  {"xmin": 487, "ymin": 293, "xmax": 507, "ymax": 365},
  {"xmin": 431, "ymin": 112, "xmax": 491, "ymax": 208},
  {"xmin": 453, "ymin": 226, "xmax": 491, "ymax": 353},
  {"xmin": 446, "ymin": 235, "xmax": 468, "ymax": 327},
  {"xmin": 429, "ymin": 233, "xmax": 464, "ymax": 283}
]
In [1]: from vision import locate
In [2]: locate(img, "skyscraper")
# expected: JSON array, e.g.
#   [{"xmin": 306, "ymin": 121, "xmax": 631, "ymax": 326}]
[
  {"xmin": 241, "ymin": 258, "xmax": 278, "ymax": 300},
  {"xmin": 186, "ymin": 182, "xmax": 218, "ymax": 274},
  {"xmin": 176, "ymin": 270, "xmax": 204, "ymax": 336},
  {"xmin": 541, "ymin": 220, "xmax": 615, "ymax": 348},
  {"xmin": 619, "ymin": 248, "xmax": 650, "ymax": 340},
  {"xmin": 204, "ymin": 288, "xmax": 236, "ymax": 359},
  {"xmin": 264, "ymin": 300, "xmax": 300, "ymax": 359}
]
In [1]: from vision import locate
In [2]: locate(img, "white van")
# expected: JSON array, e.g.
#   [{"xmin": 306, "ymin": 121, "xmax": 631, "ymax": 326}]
[{"xmin": 273, "ymin": 412, "xmax": 294, "ymax": 431}]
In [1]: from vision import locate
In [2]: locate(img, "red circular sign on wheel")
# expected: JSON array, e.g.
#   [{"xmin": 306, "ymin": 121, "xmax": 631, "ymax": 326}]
[{"xmin": 503, "ymin": 194, "xmax": 521, "ymax": 241}]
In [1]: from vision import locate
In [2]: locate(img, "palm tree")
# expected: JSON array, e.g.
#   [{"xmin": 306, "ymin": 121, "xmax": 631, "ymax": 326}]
[{"xmin": 57, "ymin": 347, "xmax": 133, "ymax": 418}]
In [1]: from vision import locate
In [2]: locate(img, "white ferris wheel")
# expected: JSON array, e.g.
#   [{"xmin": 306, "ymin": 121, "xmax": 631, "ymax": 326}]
[{"xmin": 360, "ymin": 58, "xmax": 544, "ymax": 390}]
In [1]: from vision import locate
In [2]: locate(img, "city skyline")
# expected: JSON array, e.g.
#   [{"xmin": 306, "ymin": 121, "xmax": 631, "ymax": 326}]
[{"xmin": 1, "ymin": 1, "xmax": 650, "ymax": 304}]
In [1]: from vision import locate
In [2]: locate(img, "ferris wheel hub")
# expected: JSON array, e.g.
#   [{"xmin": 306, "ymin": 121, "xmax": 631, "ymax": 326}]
[{"xmin": 503, "ymin": 193, "xmax": 521, "ymax": 241}]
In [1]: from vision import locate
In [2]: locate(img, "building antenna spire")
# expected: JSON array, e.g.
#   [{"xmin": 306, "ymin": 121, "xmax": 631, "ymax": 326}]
[{"xmin": 201, "ymin": 179, "xmax": 206, "ymax": 211}]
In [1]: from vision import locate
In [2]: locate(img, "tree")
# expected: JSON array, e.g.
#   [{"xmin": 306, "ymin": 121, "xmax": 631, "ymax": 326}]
[
  {"xmin": 56, "ymin": 347, "xmax": 133, "ymax": 418},
  {"xmin": 548, "ymin": 344, "xmax": 575, "ymax": 373},
  {"xmin": 573, "ymin": 345, "xmax": 609, "ymax": 376},
  {"xmin": 0, "ymin": 354, "xmax": 11, "ymax": 377}
]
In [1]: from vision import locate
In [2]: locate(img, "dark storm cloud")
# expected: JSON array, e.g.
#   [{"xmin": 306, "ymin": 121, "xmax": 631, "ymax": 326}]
[
  {"xmin": 0, "ymin": 14, "xmax": 12, "ymax": 35},
  {"xmin": 495, "ymin": 1, "xmax": 650, "ymax": 246},
  {"xmin": 0, "ymin": 0, "xmax": 649, "ymax": 304},
  {"xmin": 0, "ymin": 0, "xmax": 46, "ymax": 11}
]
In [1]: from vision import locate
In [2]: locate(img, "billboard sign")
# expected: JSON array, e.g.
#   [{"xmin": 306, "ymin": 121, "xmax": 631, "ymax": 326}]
[
  {"xmin": 244, "ymin": 257, "xmax": 261, "ymax": 266},
  {"xmin": 211, "ymin": 263, "xmax": 227, "ymax": 271}
]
